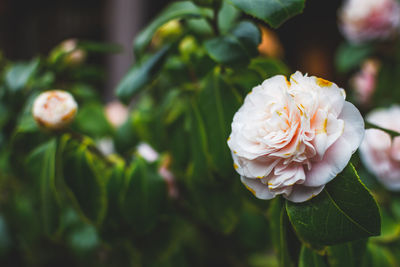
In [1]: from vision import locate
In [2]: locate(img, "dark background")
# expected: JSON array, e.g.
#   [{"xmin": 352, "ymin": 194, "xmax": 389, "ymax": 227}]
[{"xmin": 0, "ymin": 0, "xmax": 344, "ymax": 97}]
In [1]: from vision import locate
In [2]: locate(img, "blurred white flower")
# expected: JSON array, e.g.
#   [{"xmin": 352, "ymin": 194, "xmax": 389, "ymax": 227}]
[
  {"xmin": 228, "ymin": 72, "xmax": 364, "ymax": 202},
  {"xmin": 105, "ymin": 101, "xmax": 129, "ymax": 128},
  {"xmin": 64, "ymin": 49, "xmax": 87, "ymax": 66},
  {"xmin": 351, "ymin": 59, "xmax": 380, "ymax": 105},
  {"xmin": 360, "ymin": 106, "xmax": 400, "ymax": 190},
  {"xmin": 339, "ymin": 0, "xmax": 400, "ymax": 43},
  {"xmin": 97, "ymin": 138, "xmax": 115, "ymax": 156},
  {"xmin": 32, "ymin": 90, "xmax": 78, "ymax": 130},
  {"xmin": 137, "ymin": 143, "xmax": 159, "ymax": 163}
]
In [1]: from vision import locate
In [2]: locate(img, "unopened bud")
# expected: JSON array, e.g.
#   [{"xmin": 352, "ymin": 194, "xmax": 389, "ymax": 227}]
[{"xmin": 32, "ymin": 90, "xmax": 78, "ymax": 130}]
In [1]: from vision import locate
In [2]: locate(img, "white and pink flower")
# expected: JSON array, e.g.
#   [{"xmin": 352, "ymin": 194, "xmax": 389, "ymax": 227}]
[
  {"xmin": 32, "ymin": 90, "xmax": 78, "ymax": 130},
  {"xmin": 339, "ymin": 0, "xmax": 400, "ymax": 43},
  {"xmin": 227, "ymin": 72, "xmax": 364, "ymax": 202},
  {"xmin": 360, "ymin": 106, "xmax": 400, "ymax": 190},
  {"xmin": 351, "ymin": 59, "xmax": 380, "ymax": 105}
]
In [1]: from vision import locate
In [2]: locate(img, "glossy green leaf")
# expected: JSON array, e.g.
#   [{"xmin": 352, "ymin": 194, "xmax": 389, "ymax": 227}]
[
  {"xmin": 298, "ymin": 245, "xmax": 327, "ymax": 267},
  {"xmin": 5, "ymin": 59, "xmax": 40, "ymax": 92},
  {"xmin": 187, "ymin": 98, "xmax": 213, "ymax": 184},
  {"xmin": 226, "ymin": 0, "xmax": 305, "ymax": 28},
  {"xmin": 116, "ymin": 45, "xmax": 171, "ymax": 103},
  {"xmin": 286, "ymin": 164, "xmax": 381, "ymax": 247},
  {"xmin": 198, "ymin": 68, "xmax": 241, "ymax": 177},
  {"xmin": 134, "ymin": 1, "xmax": 211, "ymax": 55},
  {"xmin": 327, "ymin": 240, "xmax": 367, "ymax": 267},
  {"xmin": 204, "ymin": 21, "xmax": 261, "ymax": 65},
  {"xmin": 218, "ymin": 1, "xmax": 240, "ymax": 33},
  {"xmin": 120, "ymin": 157, "xmax": 167, "ymax": 235},
  {"xmin": 335, "ymin": 43, "xmax": 373, "ymax": 73},
  {"xmin": 61, "ymin": 135, "xmax": 108, "ymax": 226},
  {"xmin": 25, "ymin": 138, "xmax": 61, "ymax": 236}
]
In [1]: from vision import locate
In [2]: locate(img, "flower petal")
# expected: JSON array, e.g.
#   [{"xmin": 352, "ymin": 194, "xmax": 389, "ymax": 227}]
[
  {"xmin": 304, "ymin": 102, "xmax": 364, "ymax": 187},
  {"xmin": 241, "ymin": 176, "xmax": 275, "ymax": 200},
  {"xmin": 284, "ymin": 184, "xmax": 325, "ymax": 203}
]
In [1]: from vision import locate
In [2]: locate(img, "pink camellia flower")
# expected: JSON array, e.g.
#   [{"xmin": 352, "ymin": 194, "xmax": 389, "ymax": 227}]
[
  {"xmin": 339, "ymin": 0, "xmax": 400, "ymax": 43},
  {"xmin": 351, "ymin": 59, "xmax": 380, "ymax": 105},
  {"xmin": 360, "ymin": 106, "xmax": 400, "ymax": 190},
  {"xmin": 32, "ymin": 90, "xmax": 78, "ymax": 130},
  {"xmin": 227, "ymin": 72, "xmax": 364, "ymax": 202}
]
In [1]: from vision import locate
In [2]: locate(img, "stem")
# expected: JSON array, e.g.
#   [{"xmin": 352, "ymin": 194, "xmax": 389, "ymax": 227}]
[{"xmin": 207, "ymin": 3, "xmax": 220, "ymax": 36}]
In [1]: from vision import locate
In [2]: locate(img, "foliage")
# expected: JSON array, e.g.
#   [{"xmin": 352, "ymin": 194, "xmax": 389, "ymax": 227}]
[{"xmin": 0, "ymin": 0, "xmax": 394, "ymax": 266}]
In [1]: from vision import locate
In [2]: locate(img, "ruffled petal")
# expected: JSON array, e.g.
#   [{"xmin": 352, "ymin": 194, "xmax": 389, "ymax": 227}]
[
  {"xmin": 304, "ymin": 102, "xmax": 364, "ymax": 187},
  {"xmin": 241, "ymin": 176, "xmax": 275, "ymax": 200}
]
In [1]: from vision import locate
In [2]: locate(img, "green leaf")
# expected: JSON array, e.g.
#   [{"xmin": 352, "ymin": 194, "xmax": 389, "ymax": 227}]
[
  {"xmin": 298, "ymin": 245, "xmax": 327, "ymax": 267},
  {"xmin": 134, "ymin": 1, "xmax": 211, "ymax": 55},
  {"xmin": 362, "ymin": 243, "xmax": 397, "ymax": 267},
  {"xmin": 327, "ymin": 240, "xmax": 367, "ymax": 267},
  {"xmin": 61, "ymin": 135, "xmax": 108, "ymax": 226},
  {"xmin": 269, "ymin": 197, "xmax": 300, "ymax": 267},
  {"xmin": 25, "ymin": 138, "xmax": 61, "ymax": 236},
  {"xmin": 187, "ymin": 97, "xmax": 214, "ymax": 184},
  {"xmin": 120, "ymin": 157, "xmax": 167, "ymax": 235},
  {"xmin": 226, "ymin": 0, "xmax": 305, "ymax": 28},
  {"xmin": 116, "ymin": 45, "xmax": 171, "ymax": 103},
  {"xmin": 5, "ymin": 59, "xmax": 40, "ymax": 92},
  {"xmin": 218, "ymin": 1, "xmax": 240, "ymax": 33},
  {"xmin": 72, "ymin": 102, "xmax": 113, "ymax": 138},
  {"xmin": 335, "ymin": 43, "xmax": 373, "ymax": 73},
  {"xmin": 189, "ymin": 183, "xmax": 241, "ymax": 234},
  {"xmin": 198, "ymin": 68, "xmax": 241, "ymax": 177},
  {"xmin": 286, "ymin": 164, "xmax": 381, "ymax": 247},
  {"xmin": 204, "ymin": 21, "xmax": 261, "ymax": 65},
  {"xmin": 249, "ymin": 57, "xmax": 290, "ymax": 79}
]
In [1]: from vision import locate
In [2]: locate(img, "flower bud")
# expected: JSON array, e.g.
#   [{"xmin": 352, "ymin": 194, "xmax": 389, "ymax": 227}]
[
  {"xmin": 32, "ymin": 90, "xmax": 78, "ymax": 130},
  {"xmin": 49, "ymin": 39, "xmax": 86, "ymax": 66},
  {"xmin": 151, "ymin": 20, "xmax": 183, "ymax": 49},
  {"xmin": 64, "ymin": 49, "xmax": 87, "ymax": 66}
]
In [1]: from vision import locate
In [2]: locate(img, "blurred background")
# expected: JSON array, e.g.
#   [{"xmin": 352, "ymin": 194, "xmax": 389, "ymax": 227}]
[{"xmin": 0, "ymin": 0, "xmax": 343, "ymax": 100}]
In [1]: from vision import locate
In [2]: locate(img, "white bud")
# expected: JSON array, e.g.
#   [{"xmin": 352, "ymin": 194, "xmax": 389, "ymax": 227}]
[{"xmin": 32, "ymin": 90, "xmax": 78, "ymax": 130}]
